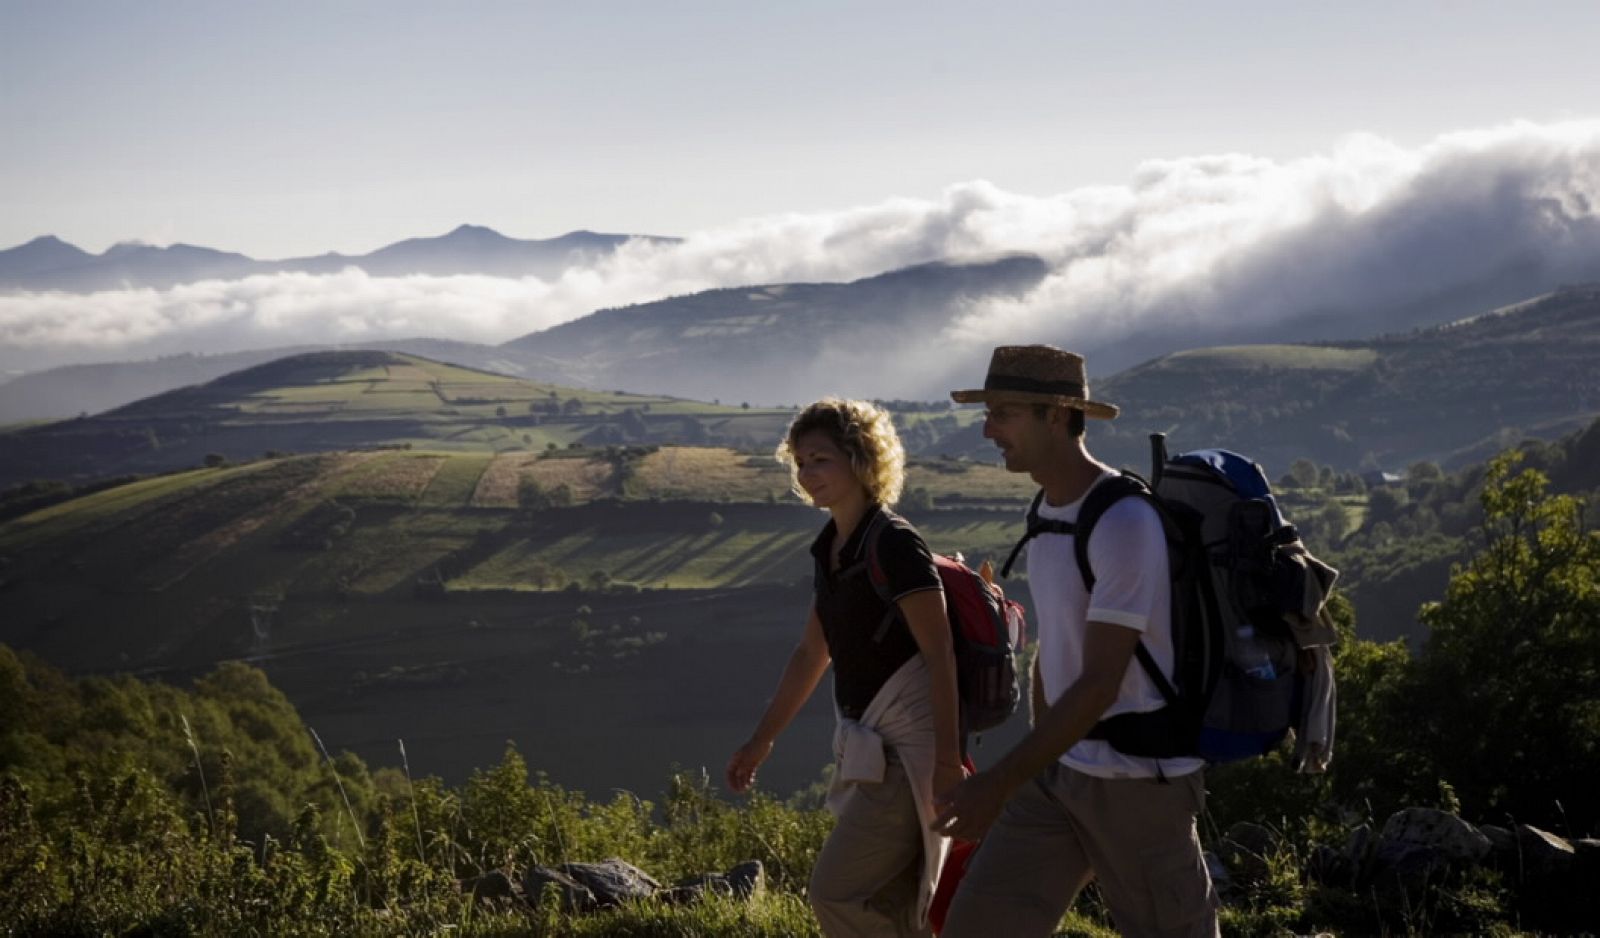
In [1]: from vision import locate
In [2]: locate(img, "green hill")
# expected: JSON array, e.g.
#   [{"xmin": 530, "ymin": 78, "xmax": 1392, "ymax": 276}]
[
  {"xmin": 1092, "ymin": 285, "xmax": 1600, "ymax": 472},
  {"xmin": 924, "ymin": 284, "xmax": 1600, "ymax": 475},
  {"xmin": 0, "ymin": 442, "xmax": 1033, "ymax": 794},
  {"xmin": 0, "ymin": 350, "xmax": 794, "ymax": 487}
]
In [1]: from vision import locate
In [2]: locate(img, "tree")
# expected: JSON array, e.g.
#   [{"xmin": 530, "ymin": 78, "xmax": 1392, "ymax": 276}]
[
  {"xmin": 901, "ymin": 487, "xmax": 934, "ymax": 512},
  {"xmin": 1365, "ymin": 485, "xmax": 1409, "ymax": 526},
  {"xmin": 1408, "ymin": 453, "xmax": 1600, "ymax": 831},
  {"xmin": 1316, "ymin": 498, "xmax": 1350, "ymax": 545},
  {"xmin": 517, "ymin": 477, "xmax": 550, "ymax": 512},
  {"xmin": 1282, "ymin": 458, "xmax": 1319, "ymax": 489}
]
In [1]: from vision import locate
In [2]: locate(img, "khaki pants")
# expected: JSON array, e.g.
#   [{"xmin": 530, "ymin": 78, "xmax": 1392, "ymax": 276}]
[
  {"xmin": 809, "ymin": 760, "xmax": 931, "ymax": 938},
  {"xmin": 941, "ymin": 763, "xmax": 1218, "ymax": 938}
]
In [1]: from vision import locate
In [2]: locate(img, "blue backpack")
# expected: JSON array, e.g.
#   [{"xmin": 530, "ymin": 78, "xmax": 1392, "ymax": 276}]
[{"xmin": 1002, "ymin": 434, "xmax": 1322, "ymax": 764}]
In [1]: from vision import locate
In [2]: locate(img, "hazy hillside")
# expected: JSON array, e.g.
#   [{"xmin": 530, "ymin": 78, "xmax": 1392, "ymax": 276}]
[
  {"xmin": 0, "ymin": 338, "xmax": 578, "ymax": 424},
  {"xmin": 0, "ymin": 253, "xmax": 1043, "ymax": 421},
  {"xmin": 0, "ymin": 224, "xmax": 677, "ymax": 292},
  {"xmin": 503, "ymin": 253, "xmax": 1051, "ymax": 402}
]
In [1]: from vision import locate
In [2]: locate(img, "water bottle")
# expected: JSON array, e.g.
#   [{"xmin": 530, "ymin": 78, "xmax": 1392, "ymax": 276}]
[{"xmin": 1235, "ymin": 625, "xmax": 1276, "ymax": 680}]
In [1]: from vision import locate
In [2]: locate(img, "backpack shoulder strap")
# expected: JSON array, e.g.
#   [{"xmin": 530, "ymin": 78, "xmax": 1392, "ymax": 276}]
[
  {"xmin": 859, "ymin": 509, "xmax": 906, "ymax": 641},
  {"xmin": 1000, "ymin": 489, "xmax": 1076, "ymax": 578},
  {"xmin": 1073, "ymin": 472, "xmax": 1181, "ymax": 707},
  {"xmin": 859, "ymin": 508, "xmax": 894, "ymax": 598},
  {"xmin": 1072, "ymin": 472, "xmax": 1152, "ymax": 591}
]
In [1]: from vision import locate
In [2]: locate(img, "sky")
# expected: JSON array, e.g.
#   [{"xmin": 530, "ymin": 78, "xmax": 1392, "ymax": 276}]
[
  {"xmin": 3, "ymin": 1, "xmax": 1600, "ymax": 391},
  {"xmin": 5, "ymin": 0, "xmax": 1600, "ymax": 258}
]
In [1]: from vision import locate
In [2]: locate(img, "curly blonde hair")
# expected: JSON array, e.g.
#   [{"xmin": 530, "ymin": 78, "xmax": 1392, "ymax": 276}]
[{"xmin": 776, "ymin": 397, "xmax": 906, "ymax": 508}]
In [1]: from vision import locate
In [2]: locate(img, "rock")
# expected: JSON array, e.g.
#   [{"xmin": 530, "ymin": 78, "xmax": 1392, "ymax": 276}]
[
  {"xmin": 1220, "ymin": 821, "xmax": 1276, "ymax": 887},
  {"xmin": 662, "ymin": 860, "xmax": 765, "ymax": 905},
  {"xmin": 1480, "ymin": 823, "xmax": 1516, "ymax": 854},
  {"xmin": 1305, "ymin": 843, "xmax": 1347, "ymax": 886},
  {"xmin": 1514, "ymin": 825, "xmax": 1575, "ymax": 879},
  {"xmin": 462, "ymin": 870, "xmax": 519, "ymax": 902},
  {"xmin": 522, "ymin": 865, "xmax": 597, "ymax": 913},
  {"xmin": 660, "ymin": 875, "xmax": 724, "ymax": 905},
  {"xmin": 724, "ymin": 860, "xmax": 765, "ymax": 899},
  {"xmin": 1344, "ymin": 823, "xmax": 1376, "ymax": 879},
  {"xmin": 559, "ymin": 858, "xmax": 661, "ymax": 908},
  {"xmin": 1378, "ymin": 807, "xmax": 1491, "ymax": 865},
  {"xmin": 1202, "ymin": 850, "xmax": 1236, "ymax": 902},
  {"xmin": 1573, "ymin": 838, "xmax": 1600, "ymax": 893}
]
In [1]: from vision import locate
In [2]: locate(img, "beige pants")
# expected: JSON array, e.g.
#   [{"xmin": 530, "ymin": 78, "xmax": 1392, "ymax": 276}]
[
  {"xmin": 809, "ymin": 760, "xmax": 931, "ymax": 938},
  {"xmin": 941, "ymin": 764, "xmax": 1219, "ymax": 938}
]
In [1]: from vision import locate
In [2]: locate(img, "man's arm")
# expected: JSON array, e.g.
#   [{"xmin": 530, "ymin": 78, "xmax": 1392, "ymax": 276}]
[{"xmin": 930, "ymin": 620, "xmax": 1140, "ymax": 840}]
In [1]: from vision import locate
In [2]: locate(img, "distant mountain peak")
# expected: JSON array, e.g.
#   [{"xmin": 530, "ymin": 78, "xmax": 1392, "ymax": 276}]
[
  {"xmin": 101, "ymin": 240, "xmax": 158, "ymax": 258},
  {"xmin": 442, "ymin": 224, "xmax": 506, "ymax": 239}
]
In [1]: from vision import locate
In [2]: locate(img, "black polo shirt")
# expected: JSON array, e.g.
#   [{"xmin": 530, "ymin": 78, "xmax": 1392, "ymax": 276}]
[{"xmin": 810, "ymin": 504, "xmax": 943, "ymax": 718}]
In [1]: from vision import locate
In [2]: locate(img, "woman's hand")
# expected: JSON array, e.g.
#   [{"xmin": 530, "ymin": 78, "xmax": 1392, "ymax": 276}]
[{"xmin": 725, "ymin": 738, "xmax": 774, "ymax": 794}]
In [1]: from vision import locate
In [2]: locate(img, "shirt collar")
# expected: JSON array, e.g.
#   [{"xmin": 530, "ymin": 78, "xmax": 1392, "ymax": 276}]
[{"xmin": 809, "ymin": 502, "xmax": 886, "ymax": 565}]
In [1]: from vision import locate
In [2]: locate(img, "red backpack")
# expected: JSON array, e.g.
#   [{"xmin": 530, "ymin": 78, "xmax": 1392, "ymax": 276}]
[{"xmin": 864, "ymin": 513, "xmax": 1028, "ymax": 733}]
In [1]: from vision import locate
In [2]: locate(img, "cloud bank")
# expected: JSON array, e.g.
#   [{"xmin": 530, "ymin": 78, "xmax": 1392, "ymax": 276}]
[{"xmin": 4, "ymin": 118, "xmax": 1600, "ymax": 381}]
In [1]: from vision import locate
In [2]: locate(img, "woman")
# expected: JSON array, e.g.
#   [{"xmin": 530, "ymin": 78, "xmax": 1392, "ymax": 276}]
[{"xmin": 726, "ymin": 397, "xmax": 963, "ymax": 937}]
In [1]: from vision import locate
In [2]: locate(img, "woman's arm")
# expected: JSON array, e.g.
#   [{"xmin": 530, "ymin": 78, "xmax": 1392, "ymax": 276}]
[
  {"xmin": 898, "ymin": 589, "xmax": 964, "ymax": 797},
  {"xmin": 725, "ymin": 604, "xmax": 831, "ymax": 793}
]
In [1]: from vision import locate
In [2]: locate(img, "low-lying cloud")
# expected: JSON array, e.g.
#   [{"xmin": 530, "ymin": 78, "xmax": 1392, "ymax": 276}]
[{"xmin": 4, "ymin": 118, "xmax": 1600, "ymax": 384}]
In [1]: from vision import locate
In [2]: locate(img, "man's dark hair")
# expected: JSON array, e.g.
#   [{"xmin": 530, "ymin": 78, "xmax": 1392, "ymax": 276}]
[{"xmin": 1031, "ymin": 403, "xmax": 1086, "ymax": 438}]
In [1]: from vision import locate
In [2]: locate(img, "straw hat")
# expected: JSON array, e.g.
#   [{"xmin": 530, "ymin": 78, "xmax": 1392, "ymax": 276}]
[{"xmin": 950, "ymin": 345, "xmax": 1119, "ymax": 419}]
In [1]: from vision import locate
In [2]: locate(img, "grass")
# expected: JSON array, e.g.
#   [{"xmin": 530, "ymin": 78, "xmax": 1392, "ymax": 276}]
[
  {"xmin": 905, "ymin": 460, "xmax": 1033, "ymax": 503},
  {"xmin": 419, "ymin": 453, "xmax": 495, "ymax": 507},
  {"xmin": 0, "ymin": 463, "xmax": 257, "ymax": 548},
  {"xmin": 329, "ymin": 452, "xmax": 449, "ymax": 503},
  {"xmin": 455, "ymin": 524, "xmax": 815, "ymax": 591},
  {"xmin": 633, "ymin": 447, "xmax": 790, "ymax": 502},
  {"xmin": 470, "ymin": 453, "xmax": 616, "ymax": 506}
]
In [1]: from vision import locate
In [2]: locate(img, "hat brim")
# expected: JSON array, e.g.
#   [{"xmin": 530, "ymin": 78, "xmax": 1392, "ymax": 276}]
[{"xmin": 950, "ymin": 388, "xmax": 1119, "ymax": 419}]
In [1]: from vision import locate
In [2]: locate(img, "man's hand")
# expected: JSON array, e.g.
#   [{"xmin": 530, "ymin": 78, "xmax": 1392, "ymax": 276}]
[
  {"xmin": 725, "ymin": 738, "xmax": 773, "ymax": 794},
  {"xmin": 930, "ymin": 768, "xmax": 1012, "ymax": 842},
  {"xmin": 932, "ymin": 760, "xmax": 966, "ymax": 804}
]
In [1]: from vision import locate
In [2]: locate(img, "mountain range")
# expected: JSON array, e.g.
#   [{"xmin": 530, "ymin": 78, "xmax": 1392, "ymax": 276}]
[
  {"xmin": 0, "ymin": 224, "xmax": 678, "ymax": 292},
  {"xmin": 0, "ymin": 253, "xmax": 1050, "ymax": 421},
  {"xmin": 4, "ymin": 282, "xmax": 1599, "ymax": 488}
]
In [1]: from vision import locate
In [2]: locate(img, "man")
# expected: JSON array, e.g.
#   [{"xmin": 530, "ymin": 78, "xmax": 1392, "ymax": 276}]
[{"xmin": 932, "ymin": 345, "xmax": 1218, "ymax": 938}]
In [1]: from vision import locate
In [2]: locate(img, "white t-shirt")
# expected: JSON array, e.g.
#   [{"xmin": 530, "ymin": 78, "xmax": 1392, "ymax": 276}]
[{"xmin": 1028, "ymin": 471, "xmax": 1205, "ymax": 779}]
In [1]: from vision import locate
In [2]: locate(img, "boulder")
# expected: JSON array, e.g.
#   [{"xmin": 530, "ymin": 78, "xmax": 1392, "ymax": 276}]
[
  {"xmin": 1378, "ymin": 807, "xmax": 1491, "ymax": 865},
  {"xmin": 1574, "ymin": 839, "xmax": 1600, "ymax": 890},
  {"xmin": 1220, "ymin": 821, "xmax": 1276, "ymax": 887},
  {"xmin": 1344, "ymin": 823, "xmax": 1376, "ymax": 880},
  {"xmin": 1513, "ymin": 825, "xmax": 1575, "ymax": 879},
  {"xmin": 522, "ymin": 865, "xmax": 597, "ymax": 913},
  {"xmin": 1480, "ymin": 823, "xmax": 1516, "ymax": 855},
  {"xmin": 559, "ymin": 858, "xmax": 662, "ymax": 908},
  {"xmin": 461, "ymin": 870, "xmax": 519, "ymax": 903},
  {"xmin": 1202, "ymin": 850, "xmax": 1236, "ymax": 903},
  {"xmin": 662, "ymin": 860, "xmax": 766, "ymax": 905},
  {"xmin": 725, "ymin": 860, "xmax": 765, "ymax": 899},
  {"xmin": 1305, "ymin": 842, "xmax": 1347, "ymax": 886}
]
